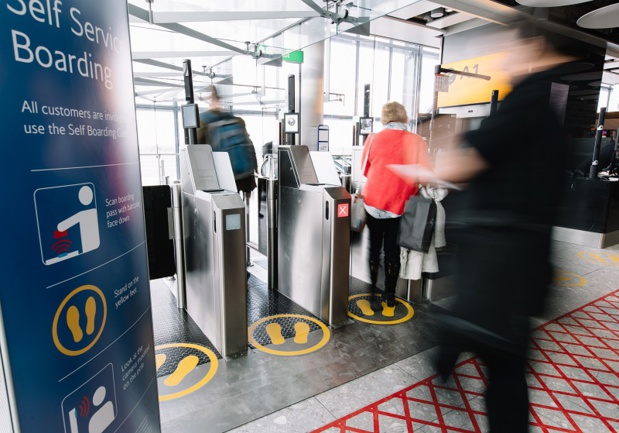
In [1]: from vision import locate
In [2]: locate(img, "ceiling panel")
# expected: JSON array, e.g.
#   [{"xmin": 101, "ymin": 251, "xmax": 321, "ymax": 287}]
[{"xmin": 128, "ymin": 0, "xmax": 619, "ymax": 105}]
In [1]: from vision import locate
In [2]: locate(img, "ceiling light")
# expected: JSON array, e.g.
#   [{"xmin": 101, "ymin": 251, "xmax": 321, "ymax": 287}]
[
  {"xmin": 577, "ymin": 3, "xmax": 619, "ymax": 29},
  {"xmin": 430, "ymin": 8, "xmax": 445, "ymax": 19},
  {"xmin": 515, "ymin": 0, "xmax": 592, "ymax": 6}
]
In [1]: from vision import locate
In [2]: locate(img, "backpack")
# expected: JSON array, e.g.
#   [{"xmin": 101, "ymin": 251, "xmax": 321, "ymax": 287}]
[{"xmin": 206, "ymin": 114, "xmax": 258, "ymax": 180}]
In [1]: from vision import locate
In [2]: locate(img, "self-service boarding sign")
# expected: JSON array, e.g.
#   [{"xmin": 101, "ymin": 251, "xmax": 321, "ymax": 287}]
[{"xmin": 0, "ymin": 1, "xmax": 161, "ymax": 432}]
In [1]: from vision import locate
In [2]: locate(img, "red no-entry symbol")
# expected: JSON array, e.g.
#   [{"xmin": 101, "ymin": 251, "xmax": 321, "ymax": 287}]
[{"xmin": 338, "ymin": 204, "xmax": 349, "ymax": 218}]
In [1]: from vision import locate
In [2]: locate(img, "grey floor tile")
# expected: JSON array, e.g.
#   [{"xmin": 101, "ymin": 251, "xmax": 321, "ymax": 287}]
[
  {"xmin": 155, "ymin": 238, "xmax": 619, "ymax": 433},
  {"xmin": 393, "ymin": 347, "xmax": 441, "ymax": 382},
  {"xmin": 314, "ymin": 365, "xmax": 417, "ymax": 419},
  {"xmin": 226, "ymin": 397, "xmax": 335, "ymax": 433},
  {"xmin": 550, "ymin": 246, "xmax": 612, "ymax": 276}
]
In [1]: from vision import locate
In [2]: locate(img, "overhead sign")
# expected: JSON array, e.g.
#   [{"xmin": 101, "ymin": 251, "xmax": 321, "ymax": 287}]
[
  {"xmin": 283, "ymin": 50, "xmax": 304, "ymax": 64},
  {"xmin": 436, "ymin": 52, "xmax": 513, "ymax": 108},
  {"xmin": 0, "ymin": 1, "xmax": 161, "ymax": 432}
]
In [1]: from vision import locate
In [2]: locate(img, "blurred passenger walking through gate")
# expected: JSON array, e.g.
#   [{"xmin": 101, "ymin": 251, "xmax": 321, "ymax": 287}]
[{"xmin": 431, "ymin": 16, "xmax": 577, "ymax": 433}]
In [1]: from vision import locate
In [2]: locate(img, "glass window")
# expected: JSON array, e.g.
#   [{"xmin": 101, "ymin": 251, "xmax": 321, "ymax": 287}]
[
  {"xmin": 420, "ymin": 47, "xmax": 440, "ymax": 115},
  {"xmin": 598, "ymin": 87, "xmax": 608, "ymax": 113},
  {"xmin": 232, "ymin": 56, "xmax": 258, "ymax": 86},
  {"xmin": 136, "ymin": 107, "xmax": 177, "ymax": 154},
  {"xmin": 325, "ymin": 38, "xmax": 357, "ymax": 117},
  {"xmin": 139, "ymin": 155, "xmax": 160, "ymax": 186},
  {"xmin": 390, "ymin": 49, "xmax": 406, "ymax": 105},
  {"xmin": 136, "ymin": 106, "xmax": 178, "ymax": 185},
  {"xmin": 322, "ymin": 117, "xmax": 354, "ymax": 152},
  {"xmin": 597, "ymin": 85, "xmax": 619, "ymax": 113},
  {"xmin": 610, "ymin": 84, "xmax": 619, "ymax": 112},
  {"xmin": 358, "ymin": 39, "xmax": 390, "ymax": 117},
  {"xmin": 135, "ymin": 34, "xmax": 441, "ymax": 184},
  {"xmin": 240, "ymin": 112, "xmax": 280, "ymax": 159}
]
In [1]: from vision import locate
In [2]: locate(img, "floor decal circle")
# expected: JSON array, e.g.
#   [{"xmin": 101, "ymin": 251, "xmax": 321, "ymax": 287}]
[
  {"xmin": 553, "ymin": 270, "xmax": 587, "ymax": 287},
  {"xmin": 248, "ymin": 314, "xmax": 330, "ymax": 356},
  {"xmin": 577, "ymin": 250, "xmax": 619, "ymax": 266},
  {"xmin": 155, "ymin": 343, "xmax": 219, "ymax": 401},
  {"xmin": 52, "ymin": 284, "xmax": 107, "ymax": 356},
  {"xmin": 347, "ymin": 293, "xmax": 414, "ymax": 325}
]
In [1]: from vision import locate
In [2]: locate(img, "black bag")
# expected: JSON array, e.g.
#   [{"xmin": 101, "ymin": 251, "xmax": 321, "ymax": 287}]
[
  {"xmin": 397, "ymin": 195, "xmax": 437, "ymax": 253},
  {"xmin": 350, "ymin": 193, "xmax": 366, "ymax": 232}
]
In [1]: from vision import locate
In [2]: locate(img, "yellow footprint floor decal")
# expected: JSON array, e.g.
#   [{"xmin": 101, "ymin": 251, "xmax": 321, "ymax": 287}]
[
  {"xmin": 293, "ymin": 322, "xmax": 310, "ymax": 344},
  {"xmin": 266, "ymin": 322, "xmax": 285, "ymax": 345},
  {"xmin": 356, "ymin": 299, "xmax": 375, "ymax": 316},
  {"xmin": 164, "ymin": 355, "xmax": 199, "ymax": 387},
  {"xmin": 155, "ymin": 353, "xmax": 167, "ymax": 371},
  {"xmin": 381, "ymin": 302, "xmax": 396, "ymax": 317}
]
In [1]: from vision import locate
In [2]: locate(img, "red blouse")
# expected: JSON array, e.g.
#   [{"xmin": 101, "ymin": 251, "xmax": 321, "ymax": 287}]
[{"xmin": 361, "ymin": 129, "xmax": 431, "ymax": 215}]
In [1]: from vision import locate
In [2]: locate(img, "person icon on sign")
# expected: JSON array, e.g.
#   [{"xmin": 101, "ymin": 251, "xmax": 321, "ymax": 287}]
[
  {"xmin": 57, "ymin": 185, "xmax": 100, "ymax": 254},
  {"xmin": 88, "ymin": 385, "xmax": 116, "ymax": 433}
]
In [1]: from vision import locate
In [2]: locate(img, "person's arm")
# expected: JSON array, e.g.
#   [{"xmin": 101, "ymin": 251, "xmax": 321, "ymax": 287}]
[
  {"xmin": 57, "ymin": 211, "xmax": 83, "ymax": 232},
  {"xmin": 433, "ymin": 147, "xmax": 489, "ymax": 183},
  {"xmin": 361, "ymin": 134, "xmax": 373, "ymax": 177},
  {"xmin": 417, "ymin": 137, "xmax": 432, "ymax": 170}
]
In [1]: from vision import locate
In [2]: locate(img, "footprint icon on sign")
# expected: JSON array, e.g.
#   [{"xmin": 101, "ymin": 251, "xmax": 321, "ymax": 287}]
[
  {"xmin": 66, "ymin": 296, "xmax": 97, "ymax": 343},
  {"xmin": 53, "ymin": 285, "xmax": 107, "ymax": 356}
]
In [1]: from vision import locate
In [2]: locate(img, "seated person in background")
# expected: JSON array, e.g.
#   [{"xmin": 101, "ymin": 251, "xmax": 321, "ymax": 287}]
[{"xmin": 574, "ymin": 140, "xmax": 616, "ymax": 175}]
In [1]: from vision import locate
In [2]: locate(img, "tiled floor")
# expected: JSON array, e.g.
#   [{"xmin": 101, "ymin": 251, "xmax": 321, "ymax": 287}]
[
  {"xmin": 311, "ymin": 291, "xmax": 619, "ymax": 433},
  {"xmin": 154, "ymin": 241, "xmax": 619, "ymax": 433}
]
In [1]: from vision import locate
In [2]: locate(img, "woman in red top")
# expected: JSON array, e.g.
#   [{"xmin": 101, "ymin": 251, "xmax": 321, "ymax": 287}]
[{"xmin": 361, "ymin": 102, "xmax": 431, "ymax": 307}]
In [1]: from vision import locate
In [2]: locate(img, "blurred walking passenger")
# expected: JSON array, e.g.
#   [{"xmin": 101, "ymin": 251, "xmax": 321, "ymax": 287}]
[
  {"xmin": 432, "ymin": 17, "xmax": 576, "ymax": 433},
  {"xmin": 197, "ymin": 86, "xmax": 258, "ymax": 195},
  {"xmin": 361, "ymin": 102, "xmax": 431, "ymax": 308}
]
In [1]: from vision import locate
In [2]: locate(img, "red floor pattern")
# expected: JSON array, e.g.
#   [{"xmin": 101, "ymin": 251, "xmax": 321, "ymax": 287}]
[{"xmin": 313, "ymin": 291, "xmax": 619, "ymax": 433}]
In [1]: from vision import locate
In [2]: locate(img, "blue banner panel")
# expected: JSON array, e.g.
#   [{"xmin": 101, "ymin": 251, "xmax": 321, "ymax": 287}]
[{"xmin": 0, "ymin": 1, "xmax": 161, "ymax": 432}]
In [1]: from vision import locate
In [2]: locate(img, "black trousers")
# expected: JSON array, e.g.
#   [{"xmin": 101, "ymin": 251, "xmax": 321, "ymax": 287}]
[
  {"xmin": 365, "ymin": 213, "xmax": 400, "ymax": 266},
  {"xmin": 482, "ymin": 339, "xmax": 530, "ymax": 433},
  {"xmin": 436, "ymin": 226, "xmax": 546, "ymax": 433},
  {"xmin": 437, "ymin": 316, "xmax": 530, "ymax": 433}
]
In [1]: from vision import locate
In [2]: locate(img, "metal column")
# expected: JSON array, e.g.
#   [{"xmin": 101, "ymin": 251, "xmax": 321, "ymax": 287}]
[
  {"xmin": 170, "ymin": 181, "xmax": 186, "ymax": 309},
  {"xmin": 267, "ymin": 177, "xmax": 278, "ymax": 290}
]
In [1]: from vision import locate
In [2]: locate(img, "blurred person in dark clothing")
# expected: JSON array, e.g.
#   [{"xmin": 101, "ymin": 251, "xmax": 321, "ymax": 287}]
[{"xmin": 431, "ymin": 16, "xmax": 576, "ymax": 433}]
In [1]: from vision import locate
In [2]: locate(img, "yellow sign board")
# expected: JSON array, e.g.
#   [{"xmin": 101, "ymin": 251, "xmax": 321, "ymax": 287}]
[{"xmin": 437, "ymin": 52, "xmax": 513, "ymax": 108}]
